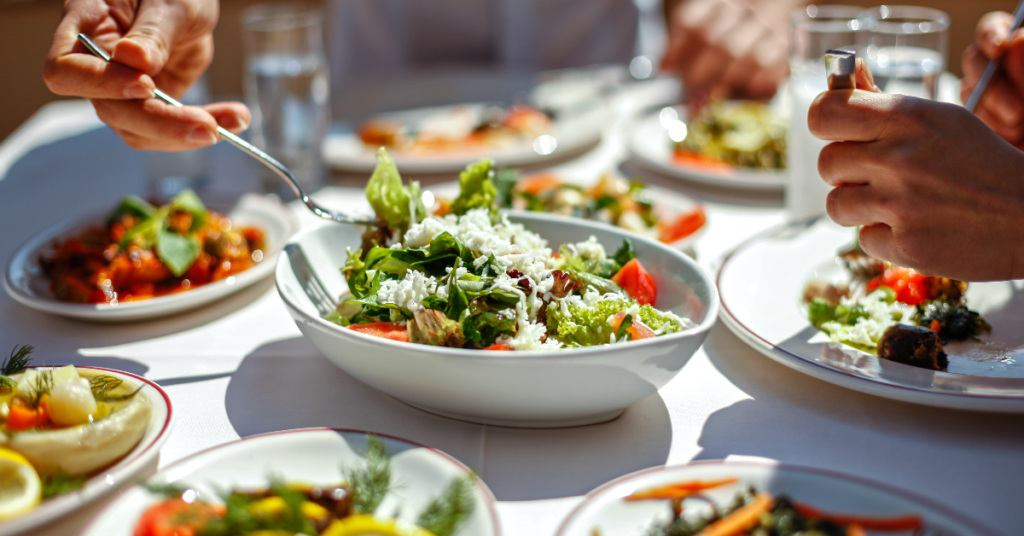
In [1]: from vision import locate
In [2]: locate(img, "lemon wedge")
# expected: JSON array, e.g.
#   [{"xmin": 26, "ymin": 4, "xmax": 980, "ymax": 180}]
[
  {"xmin": 0, "ymin": 448, "xmax": 41, "ymax": 520},
  {"xmin": 321, "ymin": 514, "xmax": 437, "ymax": 536}
]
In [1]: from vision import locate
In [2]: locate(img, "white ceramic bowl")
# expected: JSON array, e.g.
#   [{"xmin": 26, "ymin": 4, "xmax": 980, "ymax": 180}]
[
  {"xmin": 81, "ymin": 428, "xmax": 500, "ymax": 536},
  {"xmin": 0, "ymin": 367, "xmax": 172, "ymax": 536},
  {"xmin": 556, "ymin": 460, "xmax": 995, "ymax": 536},
  {"xmin": 4, "ymin": 194, "xmax": 297, "ymax": 322},
  {"xmin": 276, "ymin": 212, "xmax": 718, "ymax": 428}
]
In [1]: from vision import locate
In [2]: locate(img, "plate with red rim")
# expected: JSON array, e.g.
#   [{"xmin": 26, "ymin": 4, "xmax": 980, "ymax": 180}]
[
  {"xmin": 555, "ymin": 460, "xmax": 996, "ymax": 536},
  {"xmin": 627, "ymin": 104, "xmax": 786, "ymax": 191},
  {"xmin": 717, "ymin": 216, "xmax": 1024, "ymax": 413},
  {"xmin": 0, "ymin": 366, "xmax": 172, "ymax": 536},
  {"xmin": 80, "ymin": 428, "xmax": 501, "ymax": 536},
  {"xmin": 4, "ymin": 193, "xmax": 298, "ymax": 322}
]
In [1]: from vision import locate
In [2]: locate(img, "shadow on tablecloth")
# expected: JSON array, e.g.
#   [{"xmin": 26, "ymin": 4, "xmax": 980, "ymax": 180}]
[{"xmin": 224, "ymin": 336, "xmax": 672, "ymax": 501}]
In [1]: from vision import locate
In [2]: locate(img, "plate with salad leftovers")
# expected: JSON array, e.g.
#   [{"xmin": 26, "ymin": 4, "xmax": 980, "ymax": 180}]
[
  {"xmin": 4, "ymin": 191, "xmax": 297, "ymax": 322},
  {"xmin": 0, "ymin": 346, "xmax": 172, "ymax": 536},
  {"xmin": 276, "ymin": 149, "xmax": 717, "ymax": 426},
  {"xmin": 627, "ymin": 103, "xmax": 786, "ymax": 191},
  {"xmin": 718, "ymin": 216, "xmax": 1024, "ymax": 412},
  {"xmin": 555, "ymin": 460, "xmax": 994, "ymax": 536},
  {"xmin": 428, "ymin": 170, "xmax": 707, "ymax": 253},
  {"xmin": 81, "ymin": 428, "xmax": 499, "ymax": 536},
  {"xmin": 323, "ymin": 101, "xmax": 607, "ymax": 174}
]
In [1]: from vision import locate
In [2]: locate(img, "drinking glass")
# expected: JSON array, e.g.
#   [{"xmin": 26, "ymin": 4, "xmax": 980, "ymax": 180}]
[
  {"xmin": 859, "ymin": 5, "xmax": 949, "ymax": 100},
  {"xmin": 145, "ymin": 75, "xmax": 213, "ymax": 200},
  {"xmin": 242, "ymin": 3, "xmax": 330, "ymax": 197},
  {"xmin": 786, "ymin": 5, "xmax": 863, "ymax": 221}
]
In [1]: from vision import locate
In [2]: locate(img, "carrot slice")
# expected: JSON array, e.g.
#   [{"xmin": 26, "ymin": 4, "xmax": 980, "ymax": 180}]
[
  {"xmin": 348, "ymin": 322, "xmax": 410, "ymax": 342},
  {"xmin": 609, "ymin": 313, "xmax": 657, "ymax": 342},
  {"xmin": 695, "ymin": 492, "xmax": 774, "ymax": 536},
  {"xmin": 792, "ymin": 502, "xmax": 923, "ymax": 532},
  {"xmin": 483, "ymin": 343, "xmax": 513, "ymax": 351},
  {"xmin": 516, "ymin": 174, "xmax": 562, "ymax": 195},
  {"xmin": 625, "ymin": 478, "xmax": 737, "ymax": 501},
  {"xmin": 8, "ymin": 401, "xmax": 48, "ymax": 431}
]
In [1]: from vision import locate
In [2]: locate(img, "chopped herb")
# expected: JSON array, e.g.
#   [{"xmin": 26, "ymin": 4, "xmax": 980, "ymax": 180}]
[
  {"xmin": 416, "ymin": 476, "xmax": 475, "ymax": 536},
  {"xmin": 1, "ymin": 345, "xmax": 32, "ymax": 376},
  {"xmin": 88, "ymin": 374, "xmax": 123, "ymax": 397},
  {"xmin": 614, "ymin": 314, "xmax": 634, "ymax": 342},
  {"xmin": 144, "ymin": 481, "xmax": 190, "ymax": 499},
  {"xmin": 42, "ymin": 472, "xmax": 88, "ymax": 500},
  {"xmin": 346, "ymin": 435, "xmax": 392, "ymax": 515}
]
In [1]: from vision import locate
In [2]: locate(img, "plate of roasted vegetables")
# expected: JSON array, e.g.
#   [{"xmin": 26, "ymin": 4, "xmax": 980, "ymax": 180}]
[
  {"xmin": 0, "ymin": 345, "xmax": 171, "ymax": 535},
  {"xmin": 323, "ymin": 101, "xmax": 606, "ymax": 174},
  {"xmin": 627, "ymin": 103, "xmax": 786, "ymax": 191},
  {"xmin": 428, "ymin": 171, "xmax": 707, "ymax": 253},
  {"xmin": 718, "ymin": 217, "xmax": 1024, "ymax": 412},
  {"xmin": 81, "ymin": 428, "xmax": 498, "ymax": 536},
  {"xmin": 555, "ymin": 460, "xmax": 994, "ymax": 536},
  {"xmin": 276, "ymin": 150, "xmax": 717, "ymax": 426},
  {"xmin": 4, "ymin": 191, "xmax": 297, "ymax": 321}
]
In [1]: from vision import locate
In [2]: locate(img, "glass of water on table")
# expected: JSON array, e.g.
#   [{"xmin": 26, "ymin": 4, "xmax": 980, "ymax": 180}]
[
  {"xmin": 859, "ymin": 5, "xmax": 949, "ymax": 100},
  {"xmin": 242, "ymin": 3, "xmax": 330, "ymax": 197}
]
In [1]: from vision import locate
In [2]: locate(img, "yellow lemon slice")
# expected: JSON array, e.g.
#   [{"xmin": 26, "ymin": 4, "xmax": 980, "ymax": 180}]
[
  {"xmin": 321, "ymin": 514, "xmax": 437, "ymax": 536},
  {"xmin": 0, "ymin": 448, "xmax": 41, "ymax": 520}
]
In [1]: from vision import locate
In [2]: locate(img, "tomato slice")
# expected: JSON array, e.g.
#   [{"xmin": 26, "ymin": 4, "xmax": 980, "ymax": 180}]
[
  {"xmin": 611, "ymin": 259, "xmax": 657, "ymax": 306},
  {"xmin": 516, "ymin": 174, "xmax": 562, "ymax": 195},
  {"xmin": 482, "ymin": 343, "xmax": 513, "ymax": 351},
  {"xmin": 659, "ymin": 207, "xmax": 706, "ymax": 243},
  {"xmin": 348, "ymin": 322, "xmax": 410, "ymax": 342},
  {"xmin": 609, "ymin": 313, "xmax": 656, "ymax": 341},
  {"xmin": 866, "ymin": 266, "xmax": 930, "ymax": 306},
  {"xmin": 133, "ymin": 499, "xmax": 224, "ymax": 536}
]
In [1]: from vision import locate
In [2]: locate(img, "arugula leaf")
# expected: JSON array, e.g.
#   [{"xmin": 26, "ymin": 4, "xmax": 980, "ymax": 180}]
[
  {"xmin": 492, "ymin": 167, "xmax": 520, "ymax": 207},
  {"xmin": 613, "ymin": 239, "xmax": 636, "ymax": 268},
  {"xmin": 346, "ymin": 435, "xmax": 392, "ymax": 515},
  {"xmin": 444, "ymin": 271, "xmax": 471, "ymax": 321},
  {"xmin": 463, "ymin": 311, "xmax": 515, "ymax": 347},
  {"xmin": 156, "ymin": 230, "xmax": 201, "ymax": 277},
  {"xmin": 107, "ymin": 195, "xmax": 157, "ymax": 225},
  {"xmin": 614, "ymin": 314, "xmax": 634, "ymax": 342},
  {"xmin": 451, "ymin": 159, "xmax": 497, "ymax": 217},
  {"xmin": 416, "ymin": 476, "xmax": 475, "ymax": 536}
]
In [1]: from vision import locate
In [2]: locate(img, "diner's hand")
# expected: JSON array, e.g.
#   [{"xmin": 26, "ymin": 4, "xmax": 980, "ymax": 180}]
[
  {"xmin": 43, "ymin": 0, "xmax": 249, "ymax": 151},
  {"xmin": 660, "ymin": 0, "xmax": 799, "ymax": 101},
  {"xmin": 810, "ymin": 63, "xmax": 1024, "ymax": 282},
  {"xmin": 962, "ymin": 11, "xmax": 1024, "ymax": 150}
]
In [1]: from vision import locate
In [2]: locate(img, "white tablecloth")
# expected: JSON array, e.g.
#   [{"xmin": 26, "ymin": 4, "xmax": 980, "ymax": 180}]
[{"xmin": 1, "ymin": 91, "xmax": 1021, "ymax": 536}]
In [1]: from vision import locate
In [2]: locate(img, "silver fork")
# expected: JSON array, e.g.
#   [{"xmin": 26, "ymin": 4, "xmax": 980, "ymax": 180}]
[
  {"xmin": 284, "ymin": 244, "xmax": 337, "ymax": 316},
  {"xmin": 76, "ymin": 33, "xmax": 376, "ymax": 225}
]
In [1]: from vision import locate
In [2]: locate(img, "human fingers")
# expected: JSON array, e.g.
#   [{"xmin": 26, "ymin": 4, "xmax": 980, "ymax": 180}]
[
  {"xmin": 857, "ymin": 223, "xmax": 901, "ymax": 268},
  {"xmin": 714, "ymin": 18, "xmax": 766, "ymax": 96},
  {"xmin": 963, "ymin": 45, "xmax": 1024, "ymax": 126},
  {"xmin": 203, "ymin": 102, "xmax": 251, "ymax": 134},
  {"xmin": 976, "ymin": 11, "xmax": 1013, "ymax": 59},
  {"xmin": 808, "ymin": 90, "xmax": 917, "ymax": 142},
  {"xmin": 817, "ymin": 141, "xmax": 888, "ymax": 188},
  {"xmin": 44, "ymin": 6, "xmax": 157, "ymax": 100},
  {"xmin": 825, "ymin": 184, "xmax": 887, "ymax": 228},
  {"xmin": 91, "ymin": 98, "xmax": 221, "ymax": 150},
  {"xmin": 150, "ymin": 34, "xmax": 214, "ymax": 98},
  {"xmin": 975, "ymin": 106, "xmax": 1024, "ymax": 144},
  {"xmin": 111, "ymin": 0, "xmax": 217, "ymax": 77},
  {"xmin": 854, "ymin": 58, "xmax": 880, "ymax": 93},
  {"xmin": 661, "ymin": 0, "xmax": 718, "ymax": 73}
]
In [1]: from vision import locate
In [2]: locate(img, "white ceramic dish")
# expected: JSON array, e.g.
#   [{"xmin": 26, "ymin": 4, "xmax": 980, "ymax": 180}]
[
  {"xmin": 1, "ymin": 366, "xmax": 172, "ymax": 536},
  {"xmin": 425, "ymin": 179, "xmax": 707, "ymax": 255},
  {"xmin": 718, "ymin": 217, "xmax": 1024, "ymax": 412},
  {"xmin": 81, "ymin": 428, "xmax": 500, "ymax": 536},
  {"xmin": 4, "ymin": 194, "xmax": 298, "ymax": 322},
  {"xmin": 555, "ymin": 460, "xmax": 995, "ymax": 536},
  {"xmin": 323, "ymin": 102, "xmax": 607, "ymax": 173},
  {"xmin": 276, "ymin": 212, "xmax": 718, "ymax": 428},
  {"xmin": 627, "ymin": 105, "xmax": 786, "ymax": 191}
]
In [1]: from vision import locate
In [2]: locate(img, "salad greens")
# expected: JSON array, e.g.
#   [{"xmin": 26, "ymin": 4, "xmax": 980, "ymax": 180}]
[
  {"xmin": 365, "ymin": 148, "xmax": 426, "ymax": 235},
  {"xmin": 110, "ymin": 189, "xmax": 211, "ymax": 276}
]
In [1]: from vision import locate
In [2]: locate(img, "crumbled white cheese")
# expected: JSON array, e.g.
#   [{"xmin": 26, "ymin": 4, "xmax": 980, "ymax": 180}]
[
  {"xmin": 569, "ymin": 236, "xmax": 607, "ymax": 263},
  {"xmin": 377, "ymin": 271, "xmax": 437, "ymax": 312},
  {"xmin": 497, "ymin": 301, "xmax": 563, "ymax": 352}
]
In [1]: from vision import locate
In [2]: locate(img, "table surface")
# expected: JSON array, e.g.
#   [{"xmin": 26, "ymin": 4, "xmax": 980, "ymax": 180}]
[{"xmin": 1, "ymin": 83, "xmax": 1021, "ymax": 536}]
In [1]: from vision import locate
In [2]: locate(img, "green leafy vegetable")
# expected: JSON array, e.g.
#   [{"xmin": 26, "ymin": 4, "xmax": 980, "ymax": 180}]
[
  {"xmin": 156, "ymin": 230, "xmax": 201, "ymax": 277},
  {"xmin": 807, "ymin": 298, "xmax": 869, "ymax": 329},
  {"xmin": 346, "ymin": 435, "xmax": 392, "ymax": 515},
  {"xmin": 613, "ymin": 239, "xmax": 636, "ymax": 268},
  {"xmin": 546, "ymin": 298, "xmax": 683, "ymax": 347},
  {"xmin": 491, "ymin": 167, "xmax": 520, "ymax": 207},
  {"xmin": 88, "ymin": 374, "xmax": 123, "ymax": 397},
  {"xmin": 107, "ymin": 195, "xmax": 157, "ymax": 224},
  {"xmin": 409, "ymin": 309, "xmax": 465, "ymax": 347},
  {"xmin": 416, "ymin": 476, "xmax": 476, "ymax": 536},
  {"xmin": 614, "ymin": 313, "xmax": 634, "ymax": 342},
  {"xmin": 42, "ymin": 473, "xmax": 88, "ymax": 500},
  {"xmin": 1, "ymin": 345, "xmax": 32, "ymax": 376},
  {"xmin": 450, "ymin": 159, "xmax": 497, "ymax": 217},
  {"xmin": 365, "ymin": 148, "xmax": 426, "ymax": 233},
  {"xmin": 169, "ymin": 188, "xmax": 209, "ymax": 230},
  {"xmin": 144, "ymin": 481, "xmax": 190, "ymax": 499}
]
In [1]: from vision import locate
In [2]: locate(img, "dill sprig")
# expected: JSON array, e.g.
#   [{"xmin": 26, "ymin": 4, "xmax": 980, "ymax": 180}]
[
  {"xmin": 346, "ymin": 435, "xmax": 392, "ymax": 515},
  {"xmin": 416, "ymin": 476, "xmax": 475, "ymax": 536},
  {"xmin": 89, "ymin": 374, "xmax": 123, "ymax": 397},
  {"xmin": 42, "ymin": 472, "xmax": 88, "ymax": 500},
  {"xmin": 144, "ymin": 481, "xmax": 190, "ymax": 499},
  {"xmin": 1, "ymin": 345, "xmax": 32, "ymax": 376}
]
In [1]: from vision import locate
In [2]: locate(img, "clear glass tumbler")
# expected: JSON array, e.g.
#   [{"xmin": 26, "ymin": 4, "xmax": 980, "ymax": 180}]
[
  {"xmin": 786, "ymin": 5, "xmax": 863, "ymax": 221},
  {"xmin": 859, "ymin": 6, "xmax": 949, "ymax": 100},
  {"xmin": 242, "ymin": 3, "xmax": 330, "ymax": 197},
  {"xmin": 145, "ymin": 75, "xmax": 213, "ymax": 200}
]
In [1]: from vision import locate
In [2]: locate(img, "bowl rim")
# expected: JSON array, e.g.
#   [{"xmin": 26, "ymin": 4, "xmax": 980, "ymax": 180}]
[
  {"xmin": 553, "ymin": 459, "xmax": 999, "ymax": 536},
  {"xmin": 79, "ymin": 427, "xmax": 503, "ymax": 536},
  {"xmin": 276, "ymin": 210, "xmax": 719, "ymax": 359}
]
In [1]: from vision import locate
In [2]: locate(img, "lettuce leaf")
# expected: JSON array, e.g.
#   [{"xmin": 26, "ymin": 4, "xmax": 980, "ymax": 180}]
[
  {"xmin": 366, "ymin": 148, "xmax": 425, "ymax": 232},
  {"xmin": 545, "ymin": 297, "xmax": 682, "ymax": 347},
  {"xmin": 451, "ymin": 159, "xmax": 497, "ymax": 217}
]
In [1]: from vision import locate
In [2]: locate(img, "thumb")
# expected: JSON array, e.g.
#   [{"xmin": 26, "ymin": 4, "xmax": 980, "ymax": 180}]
[
  {"xmin": 977, "ymin": 11, "xmax": 1013, "ymax": 60},
  {"xmin": 111, "ymin": 0, "xmax": 191, "ymax": 76}
]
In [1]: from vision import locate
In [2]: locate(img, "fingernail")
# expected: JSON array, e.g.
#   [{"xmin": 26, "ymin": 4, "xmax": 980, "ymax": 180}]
[
  {"xmin": 124, "ymin": 84, "xmax": 154, "ymax": 100},
  {"xmin": 188, "ymin": 126, "xmax": 218, "ymax": 145},
  {"xmin": 232, "ymin": 114, "xmax": 249, "ymax": 132}
]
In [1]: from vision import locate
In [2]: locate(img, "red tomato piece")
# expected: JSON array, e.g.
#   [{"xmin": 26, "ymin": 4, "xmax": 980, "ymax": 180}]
[
  {"xmin": 659, "ymin": 207, "xmax": 707, "ymax": 243},
  {"xmin": 482, "ymin": 343, "xmax": 513, "ymax": 351},
  {"xmin": 133, "ymin": 498, "xmax": 224, "ymax": 536},
  {"xmin": 348, "ymin": 322, "xmax": 410, "ymax": 342},
  {"xmin": 609, "ymin": 313, "xmax": 656, "ymax": 340},
  {"xmin": 866, "ymin": 267, "xmax": 930, "ymax": 306},
  {"xmin": 611, "ymin": 259, "xmax": 657, "ymax": 306}
]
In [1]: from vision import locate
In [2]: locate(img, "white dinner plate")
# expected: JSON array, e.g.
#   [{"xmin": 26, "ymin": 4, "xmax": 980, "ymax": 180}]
[
  {"xmin": 81, "ymin": 428, "xmax": 501, "ymax": 536},
  {"xmin": 718, "ymin": 217, "xmax": 1024, "ymax": 412},
  {"xmin": 4, "ymin": 193, "xmax": 298, "ymax": 322},
  {"xmin": 627, "ymin": 105, "xmax": 786, "ymax": 191},
  {"xmin": 1, "ymin": 366, "xmax": 172, "ymax": 536},
  {"xmin": 323, "ymin": 102, "xmax": 607, "ymax": 173},
  {"xmin": 426, "ymin": 177, "xmax": 707, "ymax": 253},
  {"xmin": 555, "ymin": 460, "xmax": 995, "ymax": 536}
]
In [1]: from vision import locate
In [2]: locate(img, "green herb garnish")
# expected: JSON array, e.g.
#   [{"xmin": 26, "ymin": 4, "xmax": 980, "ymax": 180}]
[
  {"xmin": 89, "ymin": 374, "xmax": 123, "ymax": 397},
  {"xmin": 346, "ymin": 435, "xmax": 392, "ymax": 515},
  {"xmin": 1, "ymin": 345, "xmax": 32, "ymax": 376},
  {"xmin": 416, "ymin": 476, "xmax": 475, "ymax": 536},
  {"xmin": 42, "ymin": 473, "xmax": 88, "ymax": 500}
]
